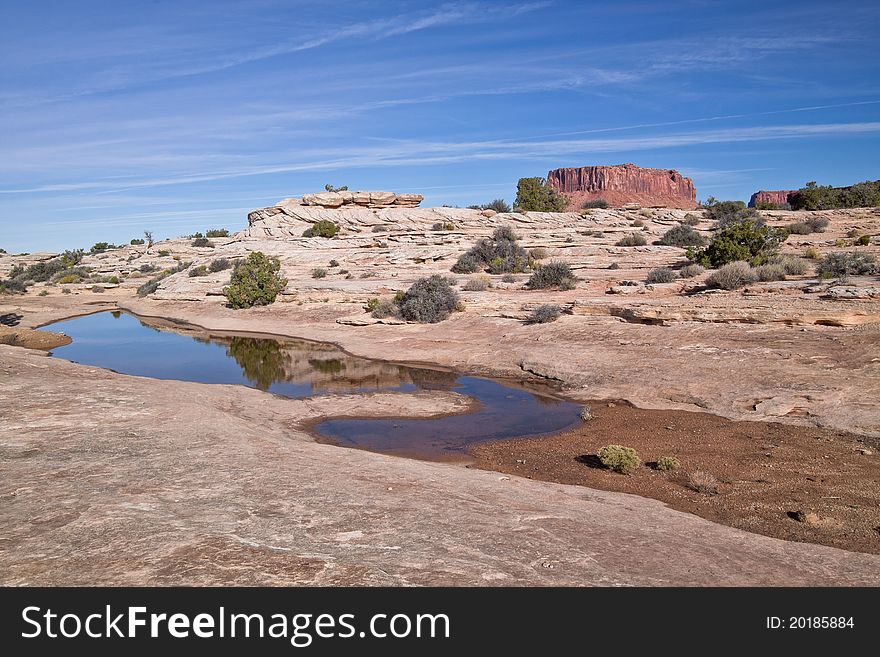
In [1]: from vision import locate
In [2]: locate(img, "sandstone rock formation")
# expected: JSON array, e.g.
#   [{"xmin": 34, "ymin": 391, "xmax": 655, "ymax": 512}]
[
  {"xmin": 748, "ymin": 190, "xmax": 797, "ymax": 208},
  {"xmin": 547, "ymin": 163, "xmax": 697, "ymax": 210},
  {"xmin": 296, "ymin": 190, "xmax": 423, "ymax": 208}
]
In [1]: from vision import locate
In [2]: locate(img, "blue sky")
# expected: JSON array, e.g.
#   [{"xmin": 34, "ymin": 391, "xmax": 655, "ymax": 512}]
[{"xmin": 1, "ymin": 0, "xmax": 878, "ymax": 252}]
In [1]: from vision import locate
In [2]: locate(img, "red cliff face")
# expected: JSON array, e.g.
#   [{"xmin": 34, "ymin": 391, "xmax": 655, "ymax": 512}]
[
  {"xmin": 748, "ymin": 190, "xmax": 797, "ymax": 208},
  {"xmin": 546, "ymin": 163, "xmax": 697, "ymax": 210}
]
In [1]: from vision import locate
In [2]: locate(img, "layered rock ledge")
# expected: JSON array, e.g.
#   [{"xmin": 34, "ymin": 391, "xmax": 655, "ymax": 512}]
[{"xmin": 547, "ymin": 163, "xmax": 697, "ymax": 210}]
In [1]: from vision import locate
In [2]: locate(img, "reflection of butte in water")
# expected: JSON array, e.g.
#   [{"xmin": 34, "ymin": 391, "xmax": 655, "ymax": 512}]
[{"xmin": 44, "ymin": 311, "xmax": 581, "ymax": 459}]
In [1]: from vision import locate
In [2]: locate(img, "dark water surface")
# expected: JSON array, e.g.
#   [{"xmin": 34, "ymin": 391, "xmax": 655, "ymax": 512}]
[{"xmin": 45, "ymin": 311, "xmax": 581, "ymax": 459}]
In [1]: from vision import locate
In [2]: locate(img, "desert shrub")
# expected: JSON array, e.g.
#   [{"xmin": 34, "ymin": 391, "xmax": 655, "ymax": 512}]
[
  {"xmin": 608, "ymin": 262, "xmax": 619, "ymax": 270},
  {"xmin": 689, "ymin": 218, "xmax": 787, "ymax": 267},
  {"xmin": 655, "ymin": 456, "xmax": 680, "ymax": 471},
  {"xmin": 62, "ymin": 287, "xmax": 71, "ymax": 294},
  {"xmin": 646, "ymin": 267, "xmax": 676, "ymax": 284},
  {"xmin": 328, "ymin": 259, "xmax": 339, "ymax": 268},
  {"xmin": 790, "ymin": 180, "xmax": 880, "ymax": 210},
  {"xmin": 579, "ymin": 406, "xmax": 593, "ymax": 421},
  {"xmin": 774, "ymin": 255, "xmax": 808, "ymax": 275},
  {"xmin": 0, "ymin": 278, "xmax": 27, "ymax": 294},
  {"xmin": 192, "ymin": 237, "xmax": 214, "ymax": 248},
  {"xmin": 855, "ymin": 234, "xmax": 871, "ymax": 246},
  {"xmin": 582, "ymin": 198, "xmax": 608, "ymax": 209},
  {"xmin": 372, "ymin": 224, "xmax": 389, "ymax": 232},
  {"xmin": 188, "ymin": 265, "xmax": 209, "ymax": 277},
  {"xmin": 223, "ymin": 252, "xmax": 287, "ymax": 309},
  {"xmin": 752, "ymin": 264, "xmax": 786, "ymax": 282},
  {"xmin": 705, "ymin": 261, "xmax": 757, "ymax": 290},
  {"xmin": 208, "ymin": 258, "xmax": 232, "ymax": 272},
  {"xmin": 526, "ymin": 261, "xmax": 577, "ymax": 290},
  {"xmin": 431, "ymin": 222, "xmax": 455, "ymax": 231},
  {"xmin": 136, "ymin": 272, "xmax": 169, "ymax": 297},
  {"xmin": 514, "ymin": 177, "xmax": 566, "ymax": 212},
  {"xmin": 786, "ymin": 216, "xmax": 828, "ymax": 235},
  {"xmin": 108, "ymin": 276, "xmax": 120, "ymax": 284},
  {"xmin": 806, "ymin": 216, "xmax": 830, "ymax": 232},
  {"xmin": 205, "ymin": 228, "xmax": 229, "ymax": 238},
  {"xmin": 189, "ymin": 232, "xmax": 204, "ymax": 239},
  {"xmin": 397, "ymin": 275, "xmax": 460, "ymax": 323},
  {"xmin": 370, "ymin": 299, "xmax": 400, "ymax": 319},
  {"xmin": 529, "ymin": 247, "xmax": 548, "ymax": 260},
  {"xmin": 816, "ymin": 252, "xmax": 877, "ymax": 279},
  {"xmin": 526, "ymin": 304, "xmax": 563, "ymax": 324},
  {"xmin": 686, "ymin": 471, "xmax": 719, "ymax": 494},
  {"xmin": 703, "ymin": 199, "xmax": 761, "ymax": 227},
  {"xmin": 303, "ymin": 220, "xmax": 339, "ymax": 238},
  {"xmin": 597, "ymin": 445, "xmax": 640, "ymax": 474},
  {"xmin": 501, "ymin": 273, "xmax": 517, "ymax": 283},
  {"xmin": 804, "ymin": 247, "xmax": 821, "ymax": 260},
  {"xmin": 312, "ymin": 267, "xmax": 327, "ymax": 279},
  {"xmin": 475, "ymin": 199, "xmax": 511, "ymax": 213},
  {"xmin": 90, "ymin": 242, "xmax": 116, "ymax": 253},
  {"xmin": 365, "ymin": 297, "xmax": 380, "ymax": 311},
  {"xmin": 130, "ymin": 238, "xmax": 145, "ymax": 245},
  {"xmin": 172, "ymin": 260, "xmax": 191, "ymax": 273},
  {"xmin": 139, "ymin": 263, "xmax": 158, "ymax": 274},
  {"xmin": 462, "ymin": 276, "xmax": 491, "ymax": 291},
  {"xmin": 846, "ymin": 228, "xmax": 861, "ymax": 239},
  {"xmin": 0, "ymin": 248, "xmax": 6, "ymax": 254},
  {"xmin": 55, "ymin": 273, "xmax": 82, "ymax": 284},
  {"xmin": 451, "ymin": 226, "xmax": 529, "ymax": 274},
  {"xmin": 754, "ymin": 200, "xmax": 791, "ymax": 210},
  {"xmin": 682, "ymin": 213, "xmax": 701, "ymax": 226},
  {"xmin": 632, "ymin": 218, "xmax": 645, "ymax": 227},
  {"xmin": 678, "ymin": 263, "xmax": 705, "ymax": 278},
  {"xmin": 659, "ymin": 224, "xmax": 706, "ymax": 247},
  {"xmin": 158, "ymin": 249, "xmax": 170, "ymax": 257},
  {"xmin": 37, "ymin": 289, "xmax": 49, "ymax": 296},
  {"xmin": 90, "ymin": 285, "xmax": 105, "ymax": 293},
  {"xmin": 616, "ymin": 233, "xmax": 647, "ymax": 247}
]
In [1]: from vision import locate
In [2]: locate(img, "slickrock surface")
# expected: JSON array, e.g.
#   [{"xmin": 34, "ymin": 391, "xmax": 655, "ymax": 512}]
[
  {"xmin": 2, "ymin": 344, "xmax": 879, "ymax": 586},
  {"xmin": 547, "ymin": 163, "xmax": 698, "ymax": 209},
  {"xmin": 749, "ymin": 190, "xmax": 798, "ymax": 207},
  {"xmin": 2, "ymin": 201, "xmax": 879, "ymax": 583}
]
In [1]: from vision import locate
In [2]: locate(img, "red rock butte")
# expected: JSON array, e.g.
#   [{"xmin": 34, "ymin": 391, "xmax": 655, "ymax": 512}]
[
  {"xmin": 547, "ymin": 163, "xmax": 698, "ymax": 210},
  {"xmin": 748, "ymin": 190, "xmax": 798, "ymax": 208}
]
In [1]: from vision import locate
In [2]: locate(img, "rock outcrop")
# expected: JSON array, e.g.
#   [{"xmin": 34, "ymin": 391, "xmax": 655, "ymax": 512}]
[
  {"xmin": 294, "ymin": 190, "xmax": 423, "ymax": 208},
  {"xmin": 748, "ymin": 190, "xmax": 797, "ymax": 208},
  {"xmin": 547, "ymin": 163, "xmax": 697, "ymax": 210}
]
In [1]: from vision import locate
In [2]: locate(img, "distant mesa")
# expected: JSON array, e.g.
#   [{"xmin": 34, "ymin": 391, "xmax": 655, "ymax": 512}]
[
  {"xmin": 748, "ymin": 190, "xmax": 797, "ymax": 208},
  {"xmin": 295, "ymin": 190, "xmax": 423, "ymax": 208},
  {"xmin": 546, "ymin": 163, "xmax": 698, "ymax": 210}
]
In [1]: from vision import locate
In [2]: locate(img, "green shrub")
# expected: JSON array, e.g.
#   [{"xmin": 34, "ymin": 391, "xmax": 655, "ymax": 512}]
[
  {"xmin": 370, "ymin": 299, "xmax": 400, "ymax": 319},
  {"xmin": 804, "ymin": 247, "xmax": 821, "ymax": 260},
  {"xmin": 526, "ymin": 304, "xmax": 563, "ymax": 324},
  {"xmin": 324, "ymin": 184, "xmax": 348, "ymax": 192},
  {"xmin": 705, "ymin": 261, "xmax": 756, "ymax": 290},
  {"xmin": 188, "ymin": 265, "xmax": 209, "ymax": 277},
  {"xmin": 597, "ymin": 445, "xmax": 640, "ymax": 474},
  {"xmin": 158, "ymin": 249, "xmax": 170, "ymax": 257},
  {"xmin": 688, "ymin": 218, "xmax": 787, "ymax": 267},
  {"xmin": 365, "ymin": 297, "xmax": 380, "ymax": 312},
  {"xmin": 816, "ymin": 252, "xmax": 877, "ymax": 279},
  {"xmin": 139, "ymin": 263, "xmax": 158, "ymax": 274},
  {"xmin": 137, "ymin": 272, "xmax": 170, "ymax": 297},
  {"xmin": 90, "ymin": 242, "xmax": 116, "ymax": 253},
  {"xmin": 647, "ymin": 267, "xmax": 676, "ymax": 284},
  {"xmin": 787, "ymin": 217, "xmax": 828, "ymax": 235},
  {"xmin": 108, "ymin": 275, "xmax": 120, "ymax": 284},
  {"xmin": 582, "ymin": 198, "xmax": 608, "ymax": 209},
  {"xmin": 529, "ymin": 247, "xmax": 548, "ymax": 260},
  {"xmin": 462, "ymin": 276, "xmax": 491, "ymax": 291},
  {"xmin": 616, "ymin": 233, "xmax": 647, "ymax": 247},
  {"xmin": 190, "ymin": 232, "xmax": 204, "ymax": 239},
  {"xmin": 855, "ymin": 234, "xmax": 871, "ymax": 246},
  {"xmin": 397, "ymin": 275, "xmax": 461, "ymax": 323},
  {"xmin": 659, "ymin": 224, "xmax": 706, "ymax": 247},
  {"xmin": 703, "ymin": 199, "xmax": 760, "ymax": 227},
  {"xmin": 0, "ymin": 278, "xmax": 27, "ymax": 294},
  {"xmin": 328, "ymin": 259, "xmax": 340, "ymax": 268},
  {"xmin": 55, "ymin": 273, "xmax": 82, "ymax": 284},
  {"xmin": 205, "ymin": 228, "xmax": 229, "ymax": 238},
  {"xmin": 192, "ymin": 237, "xmax": 214, "ymax": 248},
  {"xmin": 678, "ymin": 263, "xmax": 705, "ymax": 278},
  {"xmin": 312, "ymin": 267, "xmax": 327, "ymax": 279},
  {"xmin": 526, "ymin": 261, "xmax": 577, "ymax": 290},
  {"xmin": 790, "ymin": 180, "xmax": 880, "ymax": 210},
  {"xmin": 785, "ymin": 221, "xmax": 812, "ymax": 235},
  {"xmin": 208, "ymin": 258, "xmax": 232, "ymax": 272},
  {"xmin": 470, "ymin": 199, "xmax": 512, "ymax": 213},
  {"xmin": 130, "ymin": 238, "xmax": 145, "ymax": 245},
  {"xmin": 223, "ymin": 252, "xmax": 287, "ymax": 309},
  {"xmin": 579, "ymin": 406, "xmax": 593, "ymax": 421},
  {"xmin": 451, "ymin": 226, "xmax": 529, "ymax": 274},
  {"xmin": 752, "ymin": 264, "xmax": 786, "ymax": 282},
  {"xmin": 303, "ymin": 220, "xmax": 339, "ymax": 238},
  {"xmin": 514, "ymin": 177, "xmax": 566, "ymax": 212},
  {"xmin": 682, "ymin": 213, "xmax": 701, "ymax": 226},
  {"xmin": 655, "ymin": 456, "xmax": 680, "ymax": 471}
]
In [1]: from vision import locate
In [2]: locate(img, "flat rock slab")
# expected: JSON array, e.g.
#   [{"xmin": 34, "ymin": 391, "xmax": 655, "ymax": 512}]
[{"xmin": 1, "ymin": 345, "xmax": 878, "ymax": 586}]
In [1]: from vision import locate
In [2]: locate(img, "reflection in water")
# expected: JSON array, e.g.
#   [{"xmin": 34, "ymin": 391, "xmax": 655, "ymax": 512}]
[{"xmin": 45, "ymin": 311, "xmax": 582, "ymax": 460}]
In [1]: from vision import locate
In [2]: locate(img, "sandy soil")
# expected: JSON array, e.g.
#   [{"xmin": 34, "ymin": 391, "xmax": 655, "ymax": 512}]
[{"xmin": 470, "ymin": 402, "xmax": 880, "ymax": 555}]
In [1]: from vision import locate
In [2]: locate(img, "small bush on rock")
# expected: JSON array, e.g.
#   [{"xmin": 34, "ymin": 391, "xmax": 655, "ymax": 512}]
[
  {"xmin": 817, "ymin": 252, "xmax": 877, "ymax": 279},
  {"xmin": 312, "ymin": 267, "xmax": 327, "ymax": 279},
  {"xmin": 462, "ymin": 276, "xmax": 491, "ymax": 291},
  {"xmin": 526, "ymin": 261, "xmax": 577, "ymax": 290},
  {"xmin": 192, "ymin": 237, "xmax": 214, "ymax": 248},
  {"xmin": 689, "ymin": 218, "xmax": 787, "ymax": 267},
  {"xmin": 526, "ymin": 304, "xmax": 563, "ymax": 324},
  {"xmin": 752, "ymin": 264, "xmax": 786, "ymax": 282},
  {"xmin": 616, "ymin": 233, "xmax": 647, "ymax": 247},
  {"xmin": 655, "ymin": 456, "xmax": 680, "ymax": 471},
  {"xmin": 646, "ymin": 267, "xmax": 676, "ymax": 284},
  {"xmin": 705, "ymin": 261, "xmax": 757, "ymax": 290},
  {"xmin": 678, "ymin": 263, "xmax": 705, "ymax": 278},
  {"xmin": 223, "ymin": 252, "xmax": 287, "ymax": 309},
  {"xmin": 855, "ymin": 234, "xmax": 871, "ymax": 246},
  {"xmin": 397, "ymin": 275, "xmax": 461, "ymax": 323},
  {"xmin": 208, "ymin": 258, "xmax": 232, "ymax": 272},
  {"xmin": 659, "ymin": 224, "xmax": 706, "ymax": 247},
  {"xmin": 205, "ymin": 228, "xmax": 229, "ymax": 238},
  {"xmin": 597, "ymin": 445, "xmax": 640, "ymax": 474},
  {"xmin": 451, "ymin": 226, "xmax": 529, "ymax": 274},
  {"xmin": 188, "ymin": 265, "xmax": 209, "ymax": 277},
  {"xmin": 303, "ymin": 220, "xmax": 339, "ymax": 238},
  {"xmin": 686, "ymin": 471, "xmax": 719, "ymax": 494},
  {"xmin": 582, "ymin": 198, "xmax": 608, "ymax": 209},
  {"xmin": 774, "ymin": 255, "xmax": 808, "ymax": 275}
]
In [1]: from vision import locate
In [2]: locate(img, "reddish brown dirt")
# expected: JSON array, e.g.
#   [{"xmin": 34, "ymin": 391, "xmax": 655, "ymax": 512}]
[{"xmin": 469, "ymin": 402, "xmax": 880, "ymax": 555}]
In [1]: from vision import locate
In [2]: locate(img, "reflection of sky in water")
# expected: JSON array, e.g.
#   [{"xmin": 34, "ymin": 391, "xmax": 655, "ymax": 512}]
[{"xmin": 46, "ymin": 311, "xmax": 581, "ymax": 458}]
